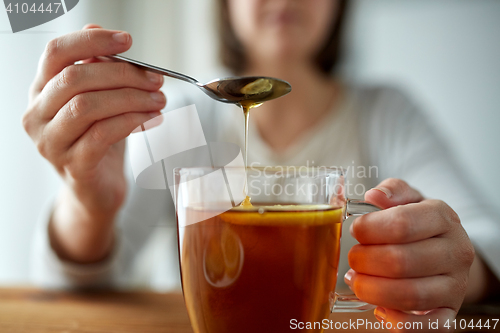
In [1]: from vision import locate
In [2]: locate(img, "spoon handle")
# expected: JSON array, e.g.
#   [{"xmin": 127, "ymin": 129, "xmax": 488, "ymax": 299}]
[{"xmin": 103, "ymin": 54, "xmax": 199, "ymax": 85}]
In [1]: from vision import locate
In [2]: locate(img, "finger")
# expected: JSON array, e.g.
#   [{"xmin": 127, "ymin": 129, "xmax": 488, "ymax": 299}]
[
  {"xmin": 35, "ymin": 62, "xmax": 163, "ymax": 119},
  {"xmin": 365, "ymin": 178, "xmax": 424, "ymax": 209},
  {"xmin": 66, "ymin": 111, "xmax": 163, "ymax": 176},
  {"xmin": 348, "ymin": 238, "xmax": 455, "ymax": 278},
  {"xmin": 344, "ymin": 270, "xmax": 465, "ymax": 312},
  {"xmin": 32, "ymin": 28, "xmax": 133, "ymax": 93},
  {"xmin": 351, "ymin": 200, "xmax": 453, "ymax": 244},
  {"xmin": 374, "ymin": 307, "xmax": 456, "ymax": 333},
  {"xmin": 42, "ymin": 88, "xmax": 166, "ymax": 155}
]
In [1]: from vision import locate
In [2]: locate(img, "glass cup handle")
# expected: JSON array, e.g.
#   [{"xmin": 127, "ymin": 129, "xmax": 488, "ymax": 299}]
[
  {"xmin": 346, "ymin": 199, "xmax": 381, "ymax": 216},
  {"xmin": 331, "ymin": 293, "xmax": 377, "ymax": 313},
  {"xmin": 331, "ymin": 199, "xmax": 381, "ymax": 313}
]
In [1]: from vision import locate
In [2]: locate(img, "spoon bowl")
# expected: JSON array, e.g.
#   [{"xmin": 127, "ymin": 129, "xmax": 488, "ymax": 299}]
[{"xmin": 104, "ymin": 55, "xmax": 292, "ymax": 106}]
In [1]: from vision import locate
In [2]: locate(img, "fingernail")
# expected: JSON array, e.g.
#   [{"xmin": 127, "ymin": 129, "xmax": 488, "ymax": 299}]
[
  {"xmin": 146, "ymin": 71, "xmax": 163, "ymax": 84},
  {"xmin": 112, "ymin": 32, "xmax": 129, "ymax": 44},
  {"xmin": 374, "ymin": 307, "xmax": 386, "ymax": 321},
  {"xmin": 150, "ymin": 92, "xmax": 165, "ymax": 103},
  {"xmin": 410, "ymin": 310, "xmax": 432, "ymax": 316},
  {"xmin": 372, "ymin": 187, "xmax": 392, "ymax": 198},
  {"xmin": 344, "ymin": 269, "xmax": 354, "ymax": 285},
  {"xmin": 148, "ymin": 111, "xmax": 160, "ymax": 119}
]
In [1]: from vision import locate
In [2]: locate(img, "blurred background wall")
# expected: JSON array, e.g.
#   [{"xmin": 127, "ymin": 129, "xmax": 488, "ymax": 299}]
[{"xmin": 0, "ymin": 0, "xmax": 499, "ymax": 285}]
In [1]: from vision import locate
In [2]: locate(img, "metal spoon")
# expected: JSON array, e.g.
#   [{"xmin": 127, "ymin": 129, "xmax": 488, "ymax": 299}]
[{"xmin": 104, "ymin": 54, "xmax": 292, "ymax": 105}]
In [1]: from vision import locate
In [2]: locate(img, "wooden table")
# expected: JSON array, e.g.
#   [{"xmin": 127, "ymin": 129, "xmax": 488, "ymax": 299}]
[{"xmin": 0, "ymin": 288, "xmax": 498, "ymax": 332}]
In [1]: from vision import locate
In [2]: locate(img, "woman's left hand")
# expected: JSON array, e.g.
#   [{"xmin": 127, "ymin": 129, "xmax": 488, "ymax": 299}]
[{"xmin": 347, "ymin": 178, "xmax": 475, "ymax": 332}]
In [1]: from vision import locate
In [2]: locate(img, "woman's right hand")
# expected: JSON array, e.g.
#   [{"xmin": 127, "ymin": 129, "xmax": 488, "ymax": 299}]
[{"xmin": 22, "ymin": 24, "xmax": 166, "ymax": 263}]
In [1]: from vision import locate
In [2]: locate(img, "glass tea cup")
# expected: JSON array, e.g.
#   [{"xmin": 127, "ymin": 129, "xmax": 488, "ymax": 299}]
[{"xmin": 174, "ymin": 166, "xmax": 380, "ymax": 333}]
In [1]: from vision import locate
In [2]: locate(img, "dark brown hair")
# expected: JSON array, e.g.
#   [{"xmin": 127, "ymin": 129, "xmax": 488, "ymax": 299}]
[{"xmin": 218, "ymin": 0, "xmax": 350, "ymax": 75}]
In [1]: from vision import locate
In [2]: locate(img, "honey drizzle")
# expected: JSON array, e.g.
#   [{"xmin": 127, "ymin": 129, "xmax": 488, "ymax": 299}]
[{"xmin": 236, "ymin": 77, "xmax": 289, "ymax": 207}]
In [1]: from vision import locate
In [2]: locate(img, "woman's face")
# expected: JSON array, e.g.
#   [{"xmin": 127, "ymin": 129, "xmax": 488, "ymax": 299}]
[{"xmin": 228, "ymin": 0, "xmax": 339, "ymax": 68}]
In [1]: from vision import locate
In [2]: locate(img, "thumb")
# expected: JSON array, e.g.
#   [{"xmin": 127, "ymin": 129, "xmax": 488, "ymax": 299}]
[
  {"xmin": 80, "ymin": 24, "xmax": 116, "ymax": 65},
  {"xmin": 365, "ymin": 178, "xmax": 424, "ymax": 209}
]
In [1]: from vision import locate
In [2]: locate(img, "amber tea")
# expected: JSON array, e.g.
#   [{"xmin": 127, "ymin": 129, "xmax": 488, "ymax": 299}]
[{"xmin": 178, "ymin": 204, "xmax": 343, "ymax": 333}]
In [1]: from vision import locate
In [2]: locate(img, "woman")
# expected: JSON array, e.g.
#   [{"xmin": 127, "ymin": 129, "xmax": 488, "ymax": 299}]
[{"xmin": 23, "ymin": 0, "xmax": 499, "ymax": 331}]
